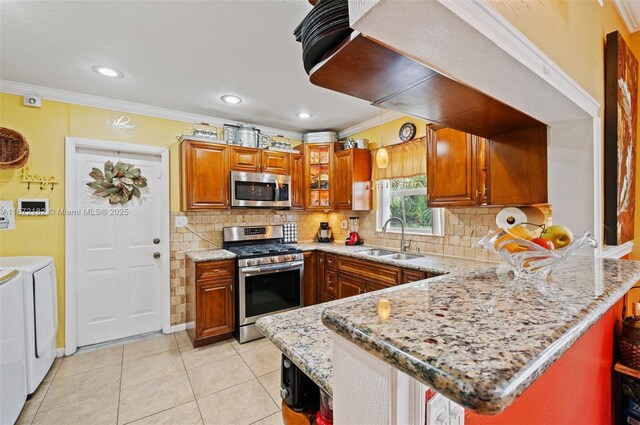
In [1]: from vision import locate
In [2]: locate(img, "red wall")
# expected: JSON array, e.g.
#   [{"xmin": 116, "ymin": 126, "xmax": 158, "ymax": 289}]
[{"xmin": 466, "ymin": 301, "xmax": 622, "ymax": 425}]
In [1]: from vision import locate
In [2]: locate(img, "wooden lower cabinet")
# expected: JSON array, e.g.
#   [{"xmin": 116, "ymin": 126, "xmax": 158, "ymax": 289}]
[
  {"xmin": 186, "ymin": 258, "xmax": 234, "ymax": 347},
  {"xmin": 305, "ymin": 252, "xmax": 441, "ymax": 302},
  {"xmin": 401, "ymin": 269, "xmax": 427, "ymax": 284},
  {"xmin": 303, "ymin": 251, "xmax": 317, "ymax": 306},
  {"xmin": 338, "ymin": 273, "xmax": 364, "ymax": 298}
]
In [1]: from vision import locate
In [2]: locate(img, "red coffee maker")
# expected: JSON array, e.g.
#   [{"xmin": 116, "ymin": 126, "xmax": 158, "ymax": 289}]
[{"xmin": 345, "ymin": 216, "xmax": 363, "ymax": 246}]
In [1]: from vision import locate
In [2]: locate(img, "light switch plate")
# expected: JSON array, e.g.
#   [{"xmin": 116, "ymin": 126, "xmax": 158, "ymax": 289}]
[{"xmin": 175, "ymin": 216, "xmax": 188, "ymax": 228}]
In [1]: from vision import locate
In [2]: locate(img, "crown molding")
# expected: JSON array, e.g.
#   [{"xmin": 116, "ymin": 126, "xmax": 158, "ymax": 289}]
[
  {"xmin": 613, "ymin": 0, "xmax": 640, "ymax": 34},
  {"xmin": 0, "ymin": 80, "xmax": 304, "ymax": 140},
  {"xmin": 338, "ymin": 110, "xmax": 406, "ymax": 139}
]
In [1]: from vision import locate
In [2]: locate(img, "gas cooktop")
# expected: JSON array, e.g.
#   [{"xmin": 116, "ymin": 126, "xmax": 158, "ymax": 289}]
[{"xmin": 226, "ymin": 243, "xmax": 301, "ymax": 259}]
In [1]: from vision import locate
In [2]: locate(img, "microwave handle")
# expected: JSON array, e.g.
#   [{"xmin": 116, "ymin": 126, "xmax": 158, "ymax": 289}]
[{"xmin": 274, "ymin": 177, "xmax": 280, "ymax": 201}]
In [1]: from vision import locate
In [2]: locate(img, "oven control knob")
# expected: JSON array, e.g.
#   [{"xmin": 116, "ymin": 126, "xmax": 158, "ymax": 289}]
[
  {"xmin": 271, "ymin": 256, "xmax": 277, "ymax": 263},
  {"xmin": 247, "ymin": 259, "xmax": 256, "ymax": 266},
  {"xmin": 257, "ymin": 258, "xmax": 264, "ymax": 264}
]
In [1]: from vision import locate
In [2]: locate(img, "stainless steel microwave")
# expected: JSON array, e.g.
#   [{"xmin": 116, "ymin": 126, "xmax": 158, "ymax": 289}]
[{"xmin": 230, "ymin": 171, "xmax": 291, "ymax": 208}]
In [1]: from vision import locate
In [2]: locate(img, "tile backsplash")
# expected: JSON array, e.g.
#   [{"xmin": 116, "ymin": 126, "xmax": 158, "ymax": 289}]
[{"xmin": 169, "ymin": 206, "xmax": 548, "ymax": 325}]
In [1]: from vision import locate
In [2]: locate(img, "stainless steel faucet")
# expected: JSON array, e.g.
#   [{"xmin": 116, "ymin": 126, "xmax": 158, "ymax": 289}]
[{"xmin": 381, "ymin": 217, "xmax": 410, "ymax": 252}]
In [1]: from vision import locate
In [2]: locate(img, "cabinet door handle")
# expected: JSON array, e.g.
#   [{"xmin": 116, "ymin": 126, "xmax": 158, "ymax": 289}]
[{"xmin": 347, "ymin": 200, "xmax": 351, "ymax": 205}]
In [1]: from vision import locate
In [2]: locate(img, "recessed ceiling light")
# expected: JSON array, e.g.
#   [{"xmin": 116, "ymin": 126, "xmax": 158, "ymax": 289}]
[
  {"xmin": 296, "ymin": 112, "xmax": 312, "ymax": 119},
  {"xmin": 92, "ymin": 65, "xmax": 123, "ymax": 78},
  {"xmin": 221, "ymin": 95, "xmax": 243, "ymax": 104}
]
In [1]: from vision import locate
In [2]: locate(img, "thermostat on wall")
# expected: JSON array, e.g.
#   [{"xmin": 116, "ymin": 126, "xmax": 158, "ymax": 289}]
[{"xmin": 17, "ymin": 199, "xmax": 49, "ymax": 215}]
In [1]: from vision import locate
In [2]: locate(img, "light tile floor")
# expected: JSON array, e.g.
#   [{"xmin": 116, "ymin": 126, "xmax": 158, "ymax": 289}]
[{"xmin": 16, "ymin": 333, "xmax": 285, "ymax": 425}]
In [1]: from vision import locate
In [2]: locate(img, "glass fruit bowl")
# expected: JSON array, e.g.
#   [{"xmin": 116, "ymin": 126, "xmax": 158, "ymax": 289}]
[{"xmin": 473, "ymin": 228, "xmax": 598, "ymax": 280}]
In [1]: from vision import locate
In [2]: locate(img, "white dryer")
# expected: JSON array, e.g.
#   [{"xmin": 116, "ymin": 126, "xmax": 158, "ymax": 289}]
[
  {"xmin": 0, "ymin": 257, "xmax": 57, "ymax": 394},
  {"xmin": 0, "ymin": 268, "xmax": 26, "ymax": 425}
]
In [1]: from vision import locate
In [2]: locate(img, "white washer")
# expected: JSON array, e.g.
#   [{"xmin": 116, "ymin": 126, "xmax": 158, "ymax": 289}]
[
  {"xmin": 0, "ymin": 257, "xmax": 57, "ymax": 394},
  {"xmin": 0, "ymin": 268, "xmax": 26, "ymax": 425}
]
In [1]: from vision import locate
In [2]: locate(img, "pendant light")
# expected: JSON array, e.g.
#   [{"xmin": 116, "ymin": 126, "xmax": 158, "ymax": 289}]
[{"xmin": 376, "ymin": 110, "xmax": 389, "ymax": 168}]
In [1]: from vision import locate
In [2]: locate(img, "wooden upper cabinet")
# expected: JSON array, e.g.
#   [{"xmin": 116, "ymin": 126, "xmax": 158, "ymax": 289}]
[
  {"xmin": 290, "ymin": 153, "xmax": 305, "ymax": 210},
  {"xmin": 486, "ymin": 125, "xmax": 548, "ymax": 205},
  {"xmin": 230, "ymin": 146, "xmax": 261, "ymax": 172},
  {"xmin": 180, "ymin": 141, "xmax": 229, "ymax": 210},
  {"xmin": 334, "ymin": 149, "xmax": 372, "ymax": 211},
  {"xmin": 427, "ymin": 127, "xmax": 478, "ymax": 207},
  {"xmin": 334, "ymin": 151, "xmax": 352, "ymax": 209},
  {"xmin": 301, "ymin": 143, "xmax": 334, "ymax": 210},
  {"xmin": 476, "ymin": 136, "xmax": 489, "ymax": 206},
  {"xmin": 262, "ymin": 151, "xmax": 290, "ymax": 175},
  {"xmin": 427, "ymin": 125, "xmax": 548, "ymax": 207}
]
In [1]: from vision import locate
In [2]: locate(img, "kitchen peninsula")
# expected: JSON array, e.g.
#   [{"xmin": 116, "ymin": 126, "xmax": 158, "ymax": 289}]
[{"xmin": 257, "ymin": 249, "xmax": 640, "ymax": 424}]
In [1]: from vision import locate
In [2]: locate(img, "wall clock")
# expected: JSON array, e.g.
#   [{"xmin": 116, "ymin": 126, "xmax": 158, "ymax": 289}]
[{"xmin": 399, "ymin": 122, "xmax": 416, "ymax": 141}]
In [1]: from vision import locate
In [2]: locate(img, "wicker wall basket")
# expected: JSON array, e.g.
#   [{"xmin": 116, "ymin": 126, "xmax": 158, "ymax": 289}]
[{"xmin": 0, "ymin": 127, "xmax": 30, "ymax": 169}]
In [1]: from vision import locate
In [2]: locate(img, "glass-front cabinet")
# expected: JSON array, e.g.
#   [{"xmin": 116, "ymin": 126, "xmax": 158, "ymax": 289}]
[{"xmin": 298, "ymin": 143, "xmax": 334, "ymax": 210}]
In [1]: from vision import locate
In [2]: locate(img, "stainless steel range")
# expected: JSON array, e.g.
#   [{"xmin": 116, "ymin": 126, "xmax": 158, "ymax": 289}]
[{"xmin": 223, "ymin": 225, "xmax": 304, "ymax": 343}]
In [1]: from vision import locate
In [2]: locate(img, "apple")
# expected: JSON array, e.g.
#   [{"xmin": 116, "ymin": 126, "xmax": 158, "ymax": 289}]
[
  {"xmin": 541, "ymin": 225, "xmax": 574, "ymax": 249},
  {"xmin": 530, "ymin": 237, "xmax": 554, "ymax": 250}
]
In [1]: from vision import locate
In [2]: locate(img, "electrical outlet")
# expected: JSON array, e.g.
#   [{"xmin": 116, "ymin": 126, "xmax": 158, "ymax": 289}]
[
  {"xmin": 449, "ymin": 401, "xmax": 464, "ymax": 425},
  {"xmin": 175, "ymin": 216, "xmax": 188, "ymax": 228},
  {"xmin": 426, "ymin": 393, "xmax": 449, "ymax": 425},
  {"xmin": 342, "ymin": 220, "xmax": 348, "ymax": 229}
]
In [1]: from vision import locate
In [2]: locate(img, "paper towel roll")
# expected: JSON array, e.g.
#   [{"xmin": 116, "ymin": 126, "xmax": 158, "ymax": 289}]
[{"xmin": 495, "ymin": 207, "xmax": 545, "ymax": 230}]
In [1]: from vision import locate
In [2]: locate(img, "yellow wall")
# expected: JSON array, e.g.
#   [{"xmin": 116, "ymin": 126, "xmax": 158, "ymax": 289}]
[
  {"xmin": 486, "ymin": 0, "xmax": 640, "ymax": 259},
  {"xmin": 346, "ymin": 116, "xmax": 430, "ymax": 149},
  {"xmin": 0, "ymin": 93, "xmax": 303, "ymax": 347}
]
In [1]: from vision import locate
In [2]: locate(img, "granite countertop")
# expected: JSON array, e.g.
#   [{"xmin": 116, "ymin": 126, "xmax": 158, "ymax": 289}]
[
  {"xmin": 321, "ymin": 256, "xmax": 640, "ymax": 414},
  {"xmin": 185, "ymin": 249, "xmax": 236, "ymax": 262},
  {"xmin": 294, "ymin": 242, "xmax": 493, "ymax": 275},
  {"xmin": 256, "ymin": 242, "xmax": 495, "ymax": 397}
]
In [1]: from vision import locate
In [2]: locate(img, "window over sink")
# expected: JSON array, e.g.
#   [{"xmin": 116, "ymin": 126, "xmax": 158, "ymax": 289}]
[{"xmin": 376, "ymin": 175, "xmax": 444, "ymax": 236}]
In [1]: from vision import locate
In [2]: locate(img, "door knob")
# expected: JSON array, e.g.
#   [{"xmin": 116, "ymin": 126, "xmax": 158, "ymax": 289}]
[
  {"xmin": 153, "ymin": 252, "xmax": 161, "ymax": 259},
  {"xmin": 153, "ymin": 238, "xmax": 160, "ymax": 244}
]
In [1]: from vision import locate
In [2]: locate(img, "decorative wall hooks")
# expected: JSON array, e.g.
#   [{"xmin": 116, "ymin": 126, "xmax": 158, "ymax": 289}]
[{"xmin": 21, "ymin": 167, "xmax": 58, "ymax": 190}]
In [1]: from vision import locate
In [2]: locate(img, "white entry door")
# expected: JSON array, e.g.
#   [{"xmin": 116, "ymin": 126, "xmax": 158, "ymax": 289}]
[{"xmin": 75, "ymin": 148, "xmax": 163, "ymax": 347}]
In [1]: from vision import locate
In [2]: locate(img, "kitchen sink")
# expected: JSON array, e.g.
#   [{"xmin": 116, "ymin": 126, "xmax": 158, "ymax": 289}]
[
  {"xmin": 356, "ymin": 250, "xmax": 423, "ymax": 261},
  {"xmin": 356, "ymin": 249, "xmax": 397, "ymax": 257},
  {"xmin": 380, "ymin": 253, "xmax": 423, "ymax": 261}
]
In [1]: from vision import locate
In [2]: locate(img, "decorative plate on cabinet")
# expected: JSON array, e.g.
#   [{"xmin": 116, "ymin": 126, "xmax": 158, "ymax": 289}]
[{"xmin": 399, "ymin": 122, "xmax": 416, "ymax": 142}]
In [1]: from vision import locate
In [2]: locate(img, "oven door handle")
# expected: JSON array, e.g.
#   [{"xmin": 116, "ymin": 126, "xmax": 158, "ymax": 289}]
[{"xmin": 241, "ymin": 261, "xmax": 304, "ymax": 274}]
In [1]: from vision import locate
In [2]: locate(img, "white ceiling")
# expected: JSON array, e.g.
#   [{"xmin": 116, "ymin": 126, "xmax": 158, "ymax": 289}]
[
  {"xmin": 0, "ymin": 1, "xmax": 381, "ymax": 134},
  {"xmin": 613, "ymin": 0, "xmax": 640, "ymax": 33}
]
